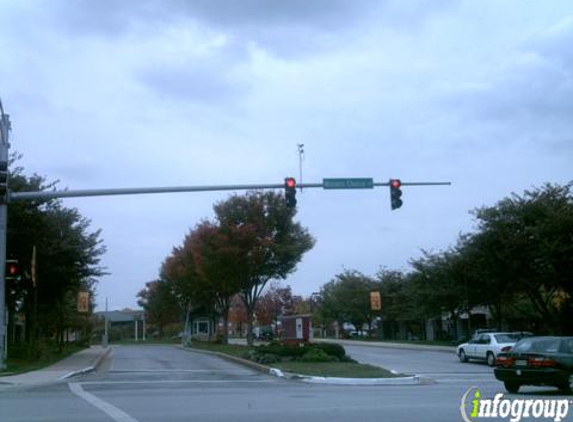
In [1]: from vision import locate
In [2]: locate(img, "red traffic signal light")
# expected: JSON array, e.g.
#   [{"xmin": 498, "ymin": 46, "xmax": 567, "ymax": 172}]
[
  {"xmin": 391, "ymin": 179, "xmax": 401, "ymax": 189},
  {"xmin": 284, "ymin": 177, "xmax": 297, "ymax": 209},
  {"xmin": 6, "ymin": 259, "xmax": 19, "ymax": 278},
  {"xmin": 389, "ymin": 179, "xmax": 403, "ymax": 210}
]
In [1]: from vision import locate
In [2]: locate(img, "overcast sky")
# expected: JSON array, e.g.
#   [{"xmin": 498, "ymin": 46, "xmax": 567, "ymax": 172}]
[{"xmin": 1, "ymin": 0, "xmax": 572, "ymax": 310}]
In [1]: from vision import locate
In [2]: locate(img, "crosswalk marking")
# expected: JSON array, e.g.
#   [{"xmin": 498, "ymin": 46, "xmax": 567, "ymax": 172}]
[{"xmin": 69, "ymin": 382, "xmax": 140, "ymax": 422}]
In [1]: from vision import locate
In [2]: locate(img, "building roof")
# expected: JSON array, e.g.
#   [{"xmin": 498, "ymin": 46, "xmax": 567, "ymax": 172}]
[{"xmin": 95, "ymin": 310, "xmax": 143, "ymax": 323}]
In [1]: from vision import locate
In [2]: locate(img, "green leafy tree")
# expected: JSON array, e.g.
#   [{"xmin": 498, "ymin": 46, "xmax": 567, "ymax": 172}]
[
  {"xmin": 6, "ymin": 162, "xmax": 106, "ymax": 350},
  {"xmin": 137, "ymin": 280, "xmax": 182, "ymax": 337},
  {"xmin": 409, "ymin": 249, "xmax": 471, "ymax": 339},
  {"xmin": 160, "ymin": 239, "xmax": 213, "ymax": 338},
  {"xmin": 319, "ymin": 270, "xmax": 378, "ymax": 336},
  {"xmin": 375, "ymin": 269, "xmax": 418, "ymax": 339},
  {"xmin": 468, "ymin": 182, "xmax": 573, "ymax": 333}
]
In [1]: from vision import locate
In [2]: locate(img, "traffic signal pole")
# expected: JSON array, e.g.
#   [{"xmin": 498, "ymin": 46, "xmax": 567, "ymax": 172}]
[
  {"xmin": 8, "ymin": 181, "xmax": 450, "ymax": 202},
  {"xmin": 0, "ymin": 100, "xmax": 10, "ymax": 369},
  {"xmin": 1, "ymin": 177, "xmax": 450, "ymax": 369},
  {"xmin": 0, "ymin": 100, "xmax": 451, "ymax": 370}
]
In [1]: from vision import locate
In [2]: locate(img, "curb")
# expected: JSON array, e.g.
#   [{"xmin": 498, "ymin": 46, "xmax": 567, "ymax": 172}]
[
  {"xmin": 58, "ymin": 346, "xmax": 112, "ymax": 380},
  {"xmin": 292, "ymin": 374, "xmax": 432, "ymax": 385},
  {"xmin": 317, "ymin": 339, "xmax": 457, "ymax": 354},
  {"xmin": 178, "ymin": 345, "xmax": 431, "ymax": 386},
  {"xmin": 177, "ymin": 345, "xmax": 272, "ymax": 375}
]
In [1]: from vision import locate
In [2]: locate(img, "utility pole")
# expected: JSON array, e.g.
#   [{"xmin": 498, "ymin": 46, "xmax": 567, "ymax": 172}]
[
  {"xmin": 103, "ymin": 297, "xmax": 109, "ymax": 347},
  {"xmin": 0, "ymin": 99, "xmax": 11, "ymax": 369},
  {"xmin": 297, "ymin": 143, "xmax": 304, "ymax": 192}
]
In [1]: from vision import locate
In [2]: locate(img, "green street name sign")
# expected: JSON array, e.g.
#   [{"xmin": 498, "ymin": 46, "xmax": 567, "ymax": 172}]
[{"xmin": 323, "ymin": 178, "xmax": 374, "ymax": 189}]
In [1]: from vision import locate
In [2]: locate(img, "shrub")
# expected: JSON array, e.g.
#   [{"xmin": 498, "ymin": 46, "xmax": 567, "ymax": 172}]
[
  {"xmin": 256, "ymin": 354, "xmax": 280, "ymax": 365},
  {"xmin": 256, "ymin": 343, "xmax": 307, "ymax": 358},
  {"xmin": 300, "ymin": 347, "xmax": 338, "ymax": 363},
  {"xmin": 8, "ymin": 341, "xmax": 51, "ymax": 361},
  {"xmin": 312, "ymin": 343, "xmax": 346, "ymax": 360},
  {"xmin": 242, "ymin": 350, "xmax": 258, "ymax": 361}
]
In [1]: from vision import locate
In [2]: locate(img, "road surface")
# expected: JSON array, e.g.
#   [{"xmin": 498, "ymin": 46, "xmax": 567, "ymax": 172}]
[{"xmin": 0, "ymin": 344, "xmax": 570, "ymax": 422}]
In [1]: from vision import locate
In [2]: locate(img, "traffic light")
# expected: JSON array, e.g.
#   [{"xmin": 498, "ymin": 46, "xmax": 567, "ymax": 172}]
[
  {"xmin": 389, "ymin": 178, "xmax": 403, "ymax": 210},
  {"xmin": 0, "ymin": 161, "xmax": 7, "ymax": 197},
  {"xmin": 5, "ymin": 259, "xmax": 19, "ymax": 279},
  {"xmin": 284, "ymin": 177, "xmax": 297, "ymax": 209}
]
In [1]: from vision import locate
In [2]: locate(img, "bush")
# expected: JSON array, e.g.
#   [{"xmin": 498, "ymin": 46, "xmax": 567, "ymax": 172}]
[
  {"xmin": 312, "ymin": 343, "xmax": 346, "ymax": 360},
  {"xmin": 256, "ymin": 343, "xmax": 307, "ymax": 358},
  {"xmin": 256, "ymin": 354, "xmax": 280, "ymax": 365},
  {"xmin": 8, "ymin": 341, "xmax": 51, "ymax": 361},
  {"xmin": 242, "ymin": 350, "xmax": 259, "ymax": 361},
  {"xmin": 299, "ymin": 348, "xmax": 338, "ymax": 363}
]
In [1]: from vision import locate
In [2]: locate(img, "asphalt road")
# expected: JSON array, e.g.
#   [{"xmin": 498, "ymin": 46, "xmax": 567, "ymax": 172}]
[
  {"xmin": 1, "ymin": 344, "xmax": 571, "ymax": 422},
  {"xmin": 343, "ymin": 344, "xmax": 495, "ymax": 383}
]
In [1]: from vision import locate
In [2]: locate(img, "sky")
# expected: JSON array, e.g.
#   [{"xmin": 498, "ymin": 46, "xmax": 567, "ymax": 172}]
[{"xmin": 1, "ymin": 0, "xmax": 572, "ymax": 311}]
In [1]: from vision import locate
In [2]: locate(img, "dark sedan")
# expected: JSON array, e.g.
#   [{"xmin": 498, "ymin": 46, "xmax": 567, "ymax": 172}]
[{"xmin": 494, "ymin": 336, "xmax": 573, "ymax": 394}]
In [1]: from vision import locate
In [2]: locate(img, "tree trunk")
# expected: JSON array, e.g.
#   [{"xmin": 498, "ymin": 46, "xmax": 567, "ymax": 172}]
[
  {"xmin": 221, "ymin": 309, "xmax": 229, "ymax": 345},
  {"xmin": 496, "ymin": 298, "xmax": 503, "ymax": 331},
  {"xmin": 246, "ymin": 311, "xmax": 254, "ymax": 346}
]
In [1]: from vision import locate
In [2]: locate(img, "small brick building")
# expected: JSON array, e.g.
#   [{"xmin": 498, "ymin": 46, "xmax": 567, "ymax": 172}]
[{"xmin": 280, "ymin": 314, "xmax": 313, "ymax": 344}]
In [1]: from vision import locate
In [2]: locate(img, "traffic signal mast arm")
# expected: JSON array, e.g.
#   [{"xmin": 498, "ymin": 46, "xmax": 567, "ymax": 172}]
[{"xmin": 8, "ymin": 180, "xmax": 451, "ymax": 202}]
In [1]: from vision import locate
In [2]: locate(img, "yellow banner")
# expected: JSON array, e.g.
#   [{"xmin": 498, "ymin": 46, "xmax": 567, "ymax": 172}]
[
  {"xmin": 370, "ymin": 291, "xmax": 381, "ymax": 311},
  {"xmin": 77, "ymin": 291, "xmax": 89, "ymax": 313}
]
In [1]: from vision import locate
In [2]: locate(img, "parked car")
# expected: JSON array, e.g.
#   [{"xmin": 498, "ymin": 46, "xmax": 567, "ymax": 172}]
[
  {"xmin": 256, "ymin": 327, "xmax": 274, "ymax": 341},
  {"xmin": 494, "ymin": 336, "xmax": 573, "ymax": 394},
  {"xmin": 457, "ymin": 332, "xmax": 524, "ymax": 366}
]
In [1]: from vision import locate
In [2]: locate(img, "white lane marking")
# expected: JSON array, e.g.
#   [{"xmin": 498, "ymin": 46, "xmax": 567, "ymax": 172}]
[
  {"xmin": 80, "ymin": 379, "xmax": 275, "ymax": 385},
  {"xmin": 69, "ymin": 382, "xmax": 140, "ymax": 422}
]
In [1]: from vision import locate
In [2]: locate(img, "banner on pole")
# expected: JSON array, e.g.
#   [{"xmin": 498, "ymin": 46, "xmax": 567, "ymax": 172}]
[{"xmin": 77, "ymin": 291, "xmax": 89, "ymax": 313}]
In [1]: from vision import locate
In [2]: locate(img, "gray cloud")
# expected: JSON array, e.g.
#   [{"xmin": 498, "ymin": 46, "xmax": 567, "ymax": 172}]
[
  {"xmin": 46, "ymin": 0, "xmax": 452, "ymax": 33},
  {"xmin": 33, "ymin": 0, "xmax": 458, "ymax": 56},
  {"xmin": 437, "ymin": 16, "xmax": 573, "ymax": 154},
  {"xmin": 3, "ymin": 0, "xmax": 571, "ymax": 310},
  {"xmin": 138, "ymin": 61, "xmax": 249, "ymax": 104}
]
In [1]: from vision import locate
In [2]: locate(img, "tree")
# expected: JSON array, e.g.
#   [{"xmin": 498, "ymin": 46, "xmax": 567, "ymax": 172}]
[
  {"xmin": 160, "ymin": 238, "xmax": 213, "ymax": 339},
  {"xmin": 374, "ymin": 269, "xmax": 419, "ymax": 339},
  {"xmin": 255, "ymin": 282, "xmax": 294, "ymax": 331},
  {"xmin": 137, "ymin": 280, "xmax": 181, "ymax": 337},
  {"xmin": 6, "ymin": 161, "xmax": 106, "ymax": 350},
  {"xmin": 188, "ymin": 221, "xmax": 244, "ymax": 344},
  {"xmin": 409, "ymin": 249, "xmax": 472, "ymax": 340},
  {"xmin": 214, "ymin": 191, "xmax": 315, "ymax": 345},
  {"xmin": 319, "ymin": 270, "xmax": 378, "ymax": 336},
  {"xmin": 468, "ymin": 182, "xmax": 573, "ymax": 333},
  {"xmin": 228, "ymin": 294, "xmax": 248, "ymax": 337}
]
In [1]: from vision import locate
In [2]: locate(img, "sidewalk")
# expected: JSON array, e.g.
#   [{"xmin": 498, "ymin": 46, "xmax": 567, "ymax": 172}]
[
  {"xmin": 0, "ymin": 346, "xmax": 111, "ymax": 390},
  {"xmin": 318, "ymin": 338, "xmax": 457, "ymax": 353}
]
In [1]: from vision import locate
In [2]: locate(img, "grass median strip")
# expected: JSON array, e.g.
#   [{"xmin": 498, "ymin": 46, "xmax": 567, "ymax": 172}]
[
  {"xmin": 189, "ymin": 342, "xmax": 401, "ymax": 378},
  {"xmin": 189, "ymin": 342, "xmax": 255, "ymax": 358},
  {"xmin": 271, "ymin": 361, "xmax": 399, "ymax": 378}
]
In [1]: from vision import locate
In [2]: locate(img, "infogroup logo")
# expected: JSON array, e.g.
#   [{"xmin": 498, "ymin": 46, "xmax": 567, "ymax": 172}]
[{"xmin": 460, "ymin": 387, "xmax": 571, "ymax": 422}]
